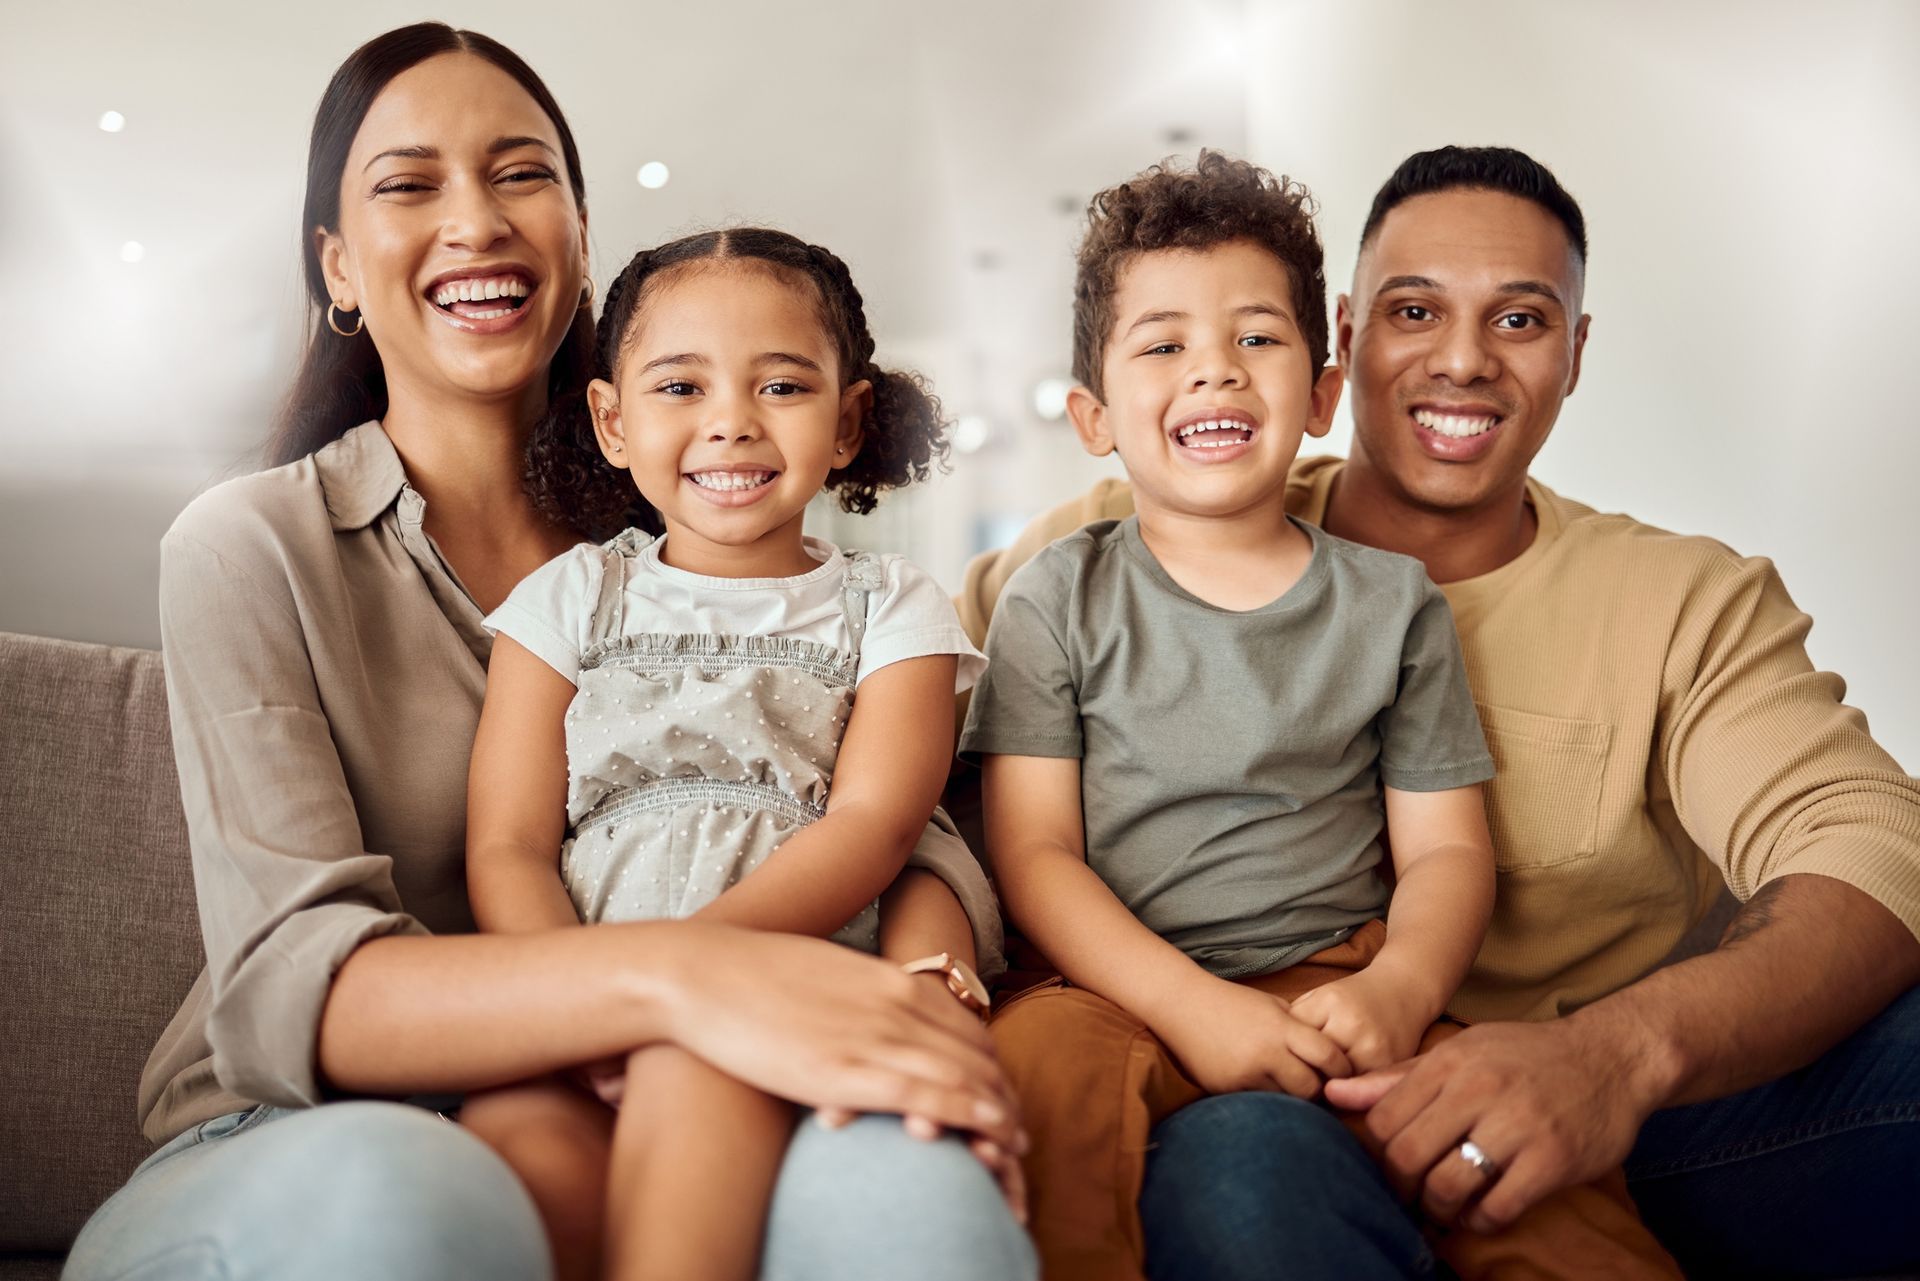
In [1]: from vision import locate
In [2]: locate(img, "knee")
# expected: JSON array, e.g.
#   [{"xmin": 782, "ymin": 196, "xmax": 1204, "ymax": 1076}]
[
  {"xmin": 1143, "ymin": 1094, "xmax": 1428, "ymax": 1281},
  {"xmin": 766, "ymin": 1114, "xmax": 1036, "ymax": 1281},
  {"xmin": 283, "ymin": 1102, "xmax": 552, "ymax": 1281}
]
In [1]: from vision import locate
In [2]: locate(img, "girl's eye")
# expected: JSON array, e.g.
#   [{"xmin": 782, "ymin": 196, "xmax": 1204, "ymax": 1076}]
[
  {"xmin": 659, "ymin": 381, "xmax": 699, "ymax": 397},
  {"xmin": 762, "ymin": 380, "xmax": 806, "ymax": 397},
  {"xmin": 1495, "ymin": 313, "xmax": 1538, "ymax": 331}
]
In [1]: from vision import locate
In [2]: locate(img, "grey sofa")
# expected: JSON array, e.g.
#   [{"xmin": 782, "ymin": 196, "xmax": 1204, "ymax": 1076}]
[{"xmin": 1, "ymin": 633, "xmax": 202, "ymax": 1280}]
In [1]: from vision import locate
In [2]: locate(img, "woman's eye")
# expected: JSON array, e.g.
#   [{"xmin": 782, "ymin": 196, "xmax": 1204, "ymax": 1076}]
[
  {"xmin": 500, "ymin": 166, "xmax": 558, "ymax": 186},
  {"xmin": 373, "ymin": 179, "xmax": 431, "ymax": 196}
]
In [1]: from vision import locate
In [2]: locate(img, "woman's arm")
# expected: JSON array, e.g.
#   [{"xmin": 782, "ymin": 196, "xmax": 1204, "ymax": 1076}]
[
  {"xmin": 694, "ymin": 655, "xmax": 958, "ymax": 938},
  {"xmin": 466, "ymin": 635, "xmax": 585, "ymax": 935}
]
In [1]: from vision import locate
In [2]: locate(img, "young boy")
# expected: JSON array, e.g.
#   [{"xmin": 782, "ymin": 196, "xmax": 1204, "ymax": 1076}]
[{"xmin": 960, "ymin": 154, "xmax": 1676, "ymax": 1281}]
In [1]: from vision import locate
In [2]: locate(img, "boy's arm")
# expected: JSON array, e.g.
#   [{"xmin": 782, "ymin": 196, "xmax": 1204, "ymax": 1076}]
[
  {"xmin": 694, "ymin": 655, "xmax": 957, "ymax": 938},
  {"xmin": 880, "ymin": 869, "xmax": 978, "ymax": 969},
  {"xmin": 1292, "ymin": 784, "xmax": 1495, "ymax": 1070},
  {"xmin": 466, "ymin": 635, "xmax": 590, "ymax": 935},
  {"xmin": 985, "ymin": 752, "xmax": 1350, "ymax": 1096}
]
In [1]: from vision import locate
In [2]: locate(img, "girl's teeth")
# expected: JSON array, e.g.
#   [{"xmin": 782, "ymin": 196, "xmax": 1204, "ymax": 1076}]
[{"xmin": 691, "ymin": 471, "xmax": 775, "ymax": 491}]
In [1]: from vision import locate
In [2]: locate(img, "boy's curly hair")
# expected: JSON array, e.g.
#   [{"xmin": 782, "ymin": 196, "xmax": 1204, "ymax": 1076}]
[
  {"xmin": 528, "ymin": 227, "xmax": 951, "ymax": 542},
  {"xmin": 1072, "ymin": 150, "xmax": 1328, "ymax": 401}
]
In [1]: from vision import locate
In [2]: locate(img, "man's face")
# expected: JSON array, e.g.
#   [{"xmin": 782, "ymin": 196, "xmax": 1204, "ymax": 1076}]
[{"xmin": 1338, "ymin": 189, "xmax": 1589, "ymax": 514}]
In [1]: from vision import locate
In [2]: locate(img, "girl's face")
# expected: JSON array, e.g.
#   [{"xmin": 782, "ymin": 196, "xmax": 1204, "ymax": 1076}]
[
  {"xmin": 589, "ymin": 264, "xmax": 868, "ymax": 576},
  {"xmin": 316, "ymin": 53, "xmax": 587, "ymax": 420}
]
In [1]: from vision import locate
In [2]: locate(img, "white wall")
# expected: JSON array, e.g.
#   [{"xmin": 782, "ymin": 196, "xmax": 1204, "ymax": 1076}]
[{"xmin": 1241, "ymin": 0, "xmax": 1919, "ymax": 768}]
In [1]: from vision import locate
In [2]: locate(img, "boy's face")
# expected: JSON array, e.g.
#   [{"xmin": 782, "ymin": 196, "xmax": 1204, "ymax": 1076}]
[{"xmin": 1069, "ymin": 238, "xmax": 1341, "ymax": 523}]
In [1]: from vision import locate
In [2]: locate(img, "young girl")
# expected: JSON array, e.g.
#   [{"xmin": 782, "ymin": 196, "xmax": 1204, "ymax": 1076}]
[{"xmin": 459, "ymin": 228, "xmax": 1013, "ymax": 1281}]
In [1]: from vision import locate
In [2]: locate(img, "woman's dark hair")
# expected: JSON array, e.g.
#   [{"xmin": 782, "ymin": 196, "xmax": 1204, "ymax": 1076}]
[
  {"xmin": 528, "ymin": 227, "xmax": 951, "ymax": 541},
  {"xmin": 266, "ymin": 23, "xmax": 594, "ymax": 468}
]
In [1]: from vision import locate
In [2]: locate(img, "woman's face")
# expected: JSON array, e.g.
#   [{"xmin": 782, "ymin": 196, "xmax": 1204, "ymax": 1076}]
[{"xmin": 317, "ymin": 53, "xmax": 586, "ymax": 417}]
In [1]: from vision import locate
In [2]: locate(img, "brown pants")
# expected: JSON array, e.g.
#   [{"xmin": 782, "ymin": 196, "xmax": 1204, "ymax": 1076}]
[{"xmin": 991, "ymin": 922, "xmax": 1680, "ymax": 1281}]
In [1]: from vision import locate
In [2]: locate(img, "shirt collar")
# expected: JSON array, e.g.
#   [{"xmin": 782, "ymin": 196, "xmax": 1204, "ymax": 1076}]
[{"xmin": 316, "ymin": 421, "xmax": 409, "ymax": 532}]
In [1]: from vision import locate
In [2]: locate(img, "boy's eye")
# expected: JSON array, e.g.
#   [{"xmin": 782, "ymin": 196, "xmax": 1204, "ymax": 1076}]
[
  {"xmin": 1239, "ymin": 334, "xmax": 1276, "ymax": 347},
  {"xmin": 1144, "ymin": 342, "xmax": 1182, "ymax": 356}
]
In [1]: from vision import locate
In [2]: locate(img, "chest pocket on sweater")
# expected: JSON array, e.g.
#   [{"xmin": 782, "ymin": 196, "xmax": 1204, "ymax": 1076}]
[{"xmin": 1474, "ymin": 703, "xmax": 1612, "ymax": 871}]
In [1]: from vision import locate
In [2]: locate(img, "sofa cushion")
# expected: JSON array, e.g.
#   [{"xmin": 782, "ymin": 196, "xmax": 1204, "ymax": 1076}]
[{"xmin": 0, "ymin": 633, "xmax": 203, "ymax": 1253}]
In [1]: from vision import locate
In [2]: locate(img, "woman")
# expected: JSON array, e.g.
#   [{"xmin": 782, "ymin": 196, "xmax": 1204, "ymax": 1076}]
[{"xmin": 65, "ymin": 24, "xmax": 1033, "ymax": 1281}]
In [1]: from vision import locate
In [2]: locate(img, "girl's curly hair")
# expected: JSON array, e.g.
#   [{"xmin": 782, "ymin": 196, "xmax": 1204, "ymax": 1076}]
[{"xmin": 527, "ymin": 227, "xmax": 951, "ymax": 542}]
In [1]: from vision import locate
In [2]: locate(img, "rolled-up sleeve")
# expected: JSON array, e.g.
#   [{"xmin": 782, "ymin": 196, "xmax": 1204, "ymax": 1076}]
[{"xmin": 159, "ymin": 529, "xmax": 426, "ymax": 1107}]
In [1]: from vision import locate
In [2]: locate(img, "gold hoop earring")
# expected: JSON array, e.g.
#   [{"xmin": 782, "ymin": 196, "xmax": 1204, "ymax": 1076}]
[
  {"xmin": 327, "ymin": 303, "xmax": 363, "ymax": 337},
  {"xmin": 580, "ymin": 276, "xmax": 595, "ymax": 309}
]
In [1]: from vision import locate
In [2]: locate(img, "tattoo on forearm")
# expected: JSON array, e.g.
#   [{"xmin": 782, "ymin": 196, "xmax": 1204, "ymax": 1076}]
[{"xmin": 1719, "ymin": 880, "xmax": 1788, "ymax": 950}]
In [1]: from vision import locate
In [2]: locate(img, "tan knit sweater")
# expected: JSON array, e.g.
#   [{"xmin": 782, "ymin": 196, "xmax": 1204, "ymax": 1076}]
[{"xmin": 957, "ymin": 457, "xmax": 1920, "ymax": 1023}]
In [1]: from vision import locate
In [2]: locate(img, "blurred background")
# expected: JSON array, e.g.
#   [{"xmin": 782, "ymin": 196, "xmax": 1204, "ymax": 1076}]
[{"xmin": 2, "ymin": 0, "xmax": 1915, "ymax": 765}]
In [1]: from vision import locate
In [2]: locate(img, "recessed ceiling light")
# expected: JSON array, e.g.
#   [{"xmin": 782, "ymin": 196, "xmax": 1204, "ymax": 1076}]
[
  {"xmin": 120, "ymin": 241, "xmax": 145, "ymax": 263},
  {"xmin": 636, "ymin": 162, "xmax": 670, "ymax": 189},
  {"xmin": 99, "ymin": 111, "xmax": 126, "ymax": 133},
  {"xmin": 1032, "ymin": 378, "xmax": 1072, "ymax": 421}
]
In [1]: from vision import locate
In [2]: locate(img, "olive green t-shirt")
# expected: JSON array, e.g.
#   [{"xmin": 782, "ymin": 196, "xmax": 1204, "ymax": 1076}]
[{"xmin": 960, "ymin": 515, "xmax": 1493, "ymax": 979}]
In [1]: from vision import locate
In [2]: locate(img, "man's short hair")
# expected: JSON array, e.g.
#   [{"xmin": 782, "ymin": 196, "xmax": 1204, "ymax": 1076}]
[
  {"xmin": 1360, "ymin": 145, "xmax": 1588, "ymax": 266},
  {"xmin": 1073, "ymin": 150, "xmax": 1328, "ymax": 400}
]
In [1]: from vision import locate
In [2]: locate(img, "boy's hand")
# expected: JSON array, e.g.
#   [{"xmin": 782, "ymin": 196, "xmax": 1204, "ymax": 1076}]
[
  {"xmin": 1289, "ymin": 970, "xmax": 1433, "ymax": 1073},
  {"xmin": 1155, "ymin": 976, "xmax": 1353, "ymax": 1097}
]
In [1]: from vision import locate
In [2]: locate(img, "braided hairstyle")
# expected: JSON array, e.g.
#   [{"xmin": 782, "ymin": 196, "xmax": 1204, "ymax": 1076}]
[{"xmin": 526, "ymin": 227, "xmax": 950, "ymax": 541}]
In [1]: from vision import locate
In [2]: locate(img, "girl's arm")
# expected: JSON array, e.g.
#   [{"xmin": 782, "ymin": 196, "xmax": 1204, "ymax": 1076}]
[
  {"xmin": 694, "ymin": 654, "xmax": 959, "ymax": 938},
  {"xmin": 466, "ymin": 635, "xmax": 586, "ymax": 935}
]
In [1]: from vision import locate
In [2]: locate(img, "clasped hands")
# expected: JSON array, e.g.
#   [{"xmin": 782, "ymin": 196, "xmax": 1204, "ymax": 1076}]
[{"xmin": 1158, "ymin": 971, "xmax": 1654, "ymax": 1232}]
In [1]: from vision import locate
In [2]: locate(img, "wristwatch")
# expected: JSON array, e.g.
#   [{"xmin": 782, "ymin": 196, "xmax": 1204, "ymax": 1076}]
[{"xmin": 902, "ymin": 952, "xmax": 992, "ymax": 1020}]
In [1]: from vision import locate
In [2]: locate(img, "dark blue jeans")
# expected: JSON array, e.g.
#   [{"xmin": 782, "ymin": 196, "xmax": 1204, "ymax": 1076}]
[{"xmin": 1138, "ymin": 985, "xmax": 1920, "ymax": 1281}]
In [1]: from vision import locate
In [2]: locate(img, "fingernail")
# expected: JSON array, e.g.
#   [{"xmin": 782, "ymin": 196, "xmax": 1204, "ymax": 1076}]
[
  {"xmin": 973, "ymin": 1099, "xmax": 1006, "ymax": 1125},
  {"xmin": 906, "ymin": 1115, "xmax": 939, "ymax": 1140}
]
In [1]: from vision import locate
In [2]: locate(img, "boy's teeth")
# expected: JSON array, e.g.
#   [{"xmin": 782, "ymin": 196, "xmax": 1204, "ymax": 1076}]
[
  {"xmin": 689, "ymin": 470, "xmax": 775, "ymax": 491},
  {"xmin": 1175, "ymin": 419, "xmax": 1254, "ymax": 445},
  {"xmin": 430, "ymin": 275, "xmax": 533, "ymax": 306},
  {"xmin": 1413, "ymin": 408, "xmax": 1498, "ymax": 439}
]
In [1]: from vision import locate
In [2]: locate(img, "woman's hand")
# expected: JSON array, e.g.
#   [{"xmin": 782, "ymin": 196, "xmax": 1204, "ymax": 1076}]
[{"xmin": 658, "ymin": 924, "xmax": 1026, "ymax": 1157}]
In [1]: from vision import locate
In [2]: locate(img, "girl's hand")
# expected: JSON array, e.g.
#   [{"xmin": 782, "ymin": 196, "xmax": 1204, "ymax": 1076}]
[
  {"xmin": 659, "ymin": 925, "xmax": 1027, "ymax": 1156},
  {"xmin": 1289, "ymin": 969, "xmax": 1432, "ymax": 1073}
]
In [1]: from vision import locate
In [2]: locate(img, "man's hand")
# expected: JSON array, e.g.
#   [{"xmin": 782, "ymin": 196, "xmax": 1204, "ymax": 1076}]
[
  {"xmin": 1289, "ymin": 969, "xmax": 1432, "ymax": 1073},
  {"xmin": 1154, "ymin": 976, "xmax": 1354, "ymax": 1098},
  {"xmin": 1323, "ymin": 1016, "xmax": 1665, "ymax": 1231}
]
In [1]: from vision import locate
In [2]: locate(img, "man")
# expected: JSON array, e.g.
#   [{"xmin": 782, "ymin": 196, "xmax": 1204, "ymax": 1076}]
[{"xmin": 959, "ymin": 147, "xmax": 1920, "ymax": 1277}]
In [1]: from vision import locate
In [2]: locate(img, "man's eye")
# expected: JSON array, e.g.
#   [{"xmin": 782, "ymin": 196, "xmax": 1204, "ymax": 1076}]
[
  {"xmin": 1397, "ymin": 305, "xmax": 1433, "ymax": 322},
  {"xmin": 1495, "ymin": 313, "xmax": 1538, "ymax": 331}
]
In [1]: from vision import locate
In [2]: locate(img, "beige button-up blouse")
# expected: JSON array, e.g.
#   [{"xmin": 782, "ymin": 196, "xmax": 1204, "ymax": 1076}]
[{"xmin": 137, "ymin": 422, "xmax": 1000, "ymax": 1144}]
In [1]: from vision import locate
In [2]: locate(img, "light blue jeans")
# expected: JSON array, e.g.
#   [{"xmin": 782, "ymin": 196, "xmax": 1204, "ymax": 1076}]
[{"xmin": 65, "ymin": 1102, "xmax": 1035, "ymax": 1281}]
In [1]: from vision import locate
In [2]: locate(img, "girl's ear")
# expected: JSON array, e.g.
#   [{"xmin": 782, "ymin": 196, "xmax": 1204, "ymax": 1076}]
[
  {"xmin": 587, "ymin": 378, "xmax": 628, "ymax": 468},
  {"xmin": 1067, "ymin": 384, "xmax": 1115, "ymax": 457},
  {"xmin": 832, "ymin": 378, "xmax": 870, "ymax": 471}
]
